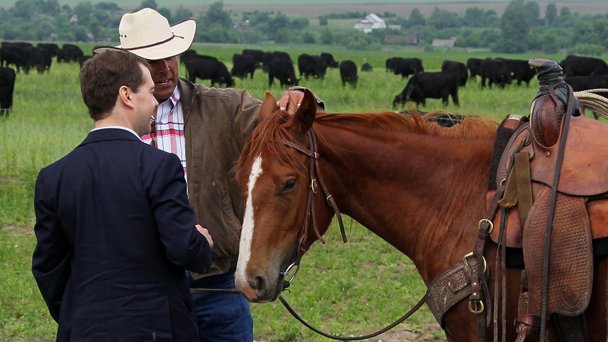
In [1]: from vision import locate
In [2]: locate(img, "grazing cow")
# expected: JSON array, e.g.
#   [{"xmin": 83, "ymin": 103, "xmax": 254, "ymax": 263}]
[
  {"xmin": 501, "ymin": 58, "xmax": 535, "ymax": 86},
  {"xmin": 1, "ymin": 41, "xmax": 34, "ymax": 73},
  {"xmin": 262, "ymin": 51, "xmax": 292, "ymax": 72},
  {"xmin": 441, "ymin": 60, "xmax": 468, "ymax": 86},
  {"xmin": 393, "ymin": 71, "xmax": 460, "ymax": 108},
  {"xmin": 242, "ymin": 48, "xmax": 265, "ymax": 68},
  {"xmin": 339, "ymin": 60, "xmax": 358, "ymax": 88},
  {"xmin": 386, "ymin": 57, "xmax": 424, "ymax": 78},
  {"xmin": 57, "ymin": 44, "xmax": 84, "ymax": 63},
  {"xmin": 297, "ymin": 53, "xmax": 327, "ymax": 80},
  {"xmin": 480, "ymin": 58, "xmax": 512, "ymax": 88},
  {"xmin": 184, "ymin": 55, "xmax": 234, "ymax": 87},
  {"xmin": 267, "ymin": 58, "xmax": 298, "ymax": 87},
  {"xmin": 37, "ymin": 43, "xmax": 59, "ymax": 57},
  {"xmin": 33, "ymin": 47, "xmax": 52, "ymax": 73},
  {"xmin": 566, "ymin": 74, "xmax": 608, "ymax": 95},
  {"xmin": 320, "ymin": 52, "xmax": 339, "ymax": 68},
  {"xmin": 467, "ymin": 58, "xmax": 483, "ymax": 80},
  {"xmin": 560, "ymin": 55, "xmax": 608, "ymax": 77},
  {"xmin": 361, "ymin": 62, "xmax": 373, "ymax": 72},
  {"xmin": 231, "ymin": 53, "xmax": 256, "ymax": 79},
  {"xmin": 0, "ymin": 67, "xmax": 16, "ymax": 116}
]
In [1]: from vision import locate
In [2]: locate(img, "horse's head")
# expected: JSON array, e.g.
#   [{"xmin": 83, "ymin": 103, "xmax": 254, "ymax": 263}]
[{"xmin": 235, "ymin": 89, "xmax": 329, "ymax": 302}]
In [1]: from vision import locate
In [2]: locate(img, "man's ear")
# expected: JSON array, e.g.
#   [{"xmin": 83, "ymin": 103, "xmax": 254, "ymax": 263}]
[
  {"xmin": 118, "ymin": 85, "xmax": 134, "ymax": 109},
  {"xmin": 259, "ymin": 91, "xmax": 278, "ymax": 121}
]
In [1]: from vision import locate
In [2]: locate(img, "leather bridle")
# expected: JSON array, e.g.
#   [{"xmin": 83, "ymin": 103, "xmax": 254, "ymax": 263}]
[{"xmin": 280, "ymin": 128, "xmax": 347, "ymax": 289}]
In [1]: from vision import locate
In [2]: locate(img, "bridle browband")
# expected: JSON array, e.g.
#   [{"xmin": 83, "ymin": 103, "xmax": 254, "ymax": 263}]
[{"xmin": 278, "ymin": 128, "xmax": 427, "ymax": 340}]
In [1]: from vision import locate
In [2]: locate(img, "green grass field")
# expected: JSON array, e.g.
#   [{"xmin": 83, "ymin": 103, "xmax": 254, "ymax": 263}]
[{"xmin": 0, "ymin": 42, "xmax": 596, "ymax": 341}]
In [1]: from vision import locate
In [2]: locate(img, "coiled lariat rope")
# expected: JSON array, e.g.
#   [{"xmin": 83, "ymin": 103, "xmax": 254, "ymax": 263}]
[{"xmin": 574, "ymin": 88, "xmax": 608, "ymax": 119}]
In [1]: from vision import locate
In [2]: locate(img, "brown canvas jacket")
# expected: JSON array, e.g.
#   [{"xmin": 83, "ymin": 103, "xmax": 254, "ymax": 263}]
[{"xmin": 179, "ymin": 78, "xmax": 261, "ymax": 278}]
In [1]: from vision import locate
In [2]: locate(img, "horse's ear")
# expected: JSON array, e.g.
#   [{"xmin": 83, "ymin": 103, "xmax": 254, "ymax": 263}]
[
  {"xmin": 259, "ymin": 91, "xmax": 278, "ymax": 121},
  {"xmin": 294, "ymin": 89, "xmax": 317, "ymax": 133}
]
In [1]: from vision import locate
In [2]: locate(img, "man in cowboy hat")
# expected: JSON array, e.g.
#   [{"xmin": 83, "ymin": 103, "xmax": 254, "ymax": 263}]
[
  {"xmin": 99, "ymin": 7, "xmax": 324, "ymax": 342},
  {"xmin": 32, "ymin": 49, "xmax": 214, "ymax": 341}
]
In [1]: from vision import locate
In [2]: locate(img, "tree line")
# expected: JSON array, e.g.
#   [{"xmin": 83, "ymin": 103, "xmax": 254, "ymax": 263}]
[{"xmin": 0, "ymin": 0, "xmax": 606, "ymax": 55}]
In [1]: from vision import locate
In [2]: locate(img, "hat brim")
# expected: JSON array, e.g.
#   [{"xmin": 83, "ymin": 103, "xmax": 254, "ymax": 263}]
[{"xmin": 116, "ymin": 19, "xmax": 196, "ymax": 60}]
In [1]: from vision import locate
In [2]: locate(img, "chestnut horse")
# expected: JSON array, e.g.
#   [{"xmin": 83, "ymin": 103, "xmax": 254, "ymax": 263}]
[{"xmin": 234, "ymin": 90, "xmax": 607, "ymax": 341}]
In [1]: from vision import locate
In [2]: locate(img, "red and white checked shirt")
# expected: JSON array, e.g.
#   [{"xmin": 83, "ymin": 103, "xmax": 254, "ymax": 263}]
[{"xmin": 141, "ymin": 87, "xmax": 187, "ymax": 178}]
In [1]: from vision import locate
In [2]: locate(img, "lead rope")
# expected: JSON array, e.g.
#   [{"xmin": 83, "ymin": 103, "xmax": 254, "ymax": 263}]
[{"xmin": 278, "ymin": 293, "xmax": 427, "ymax": 341}]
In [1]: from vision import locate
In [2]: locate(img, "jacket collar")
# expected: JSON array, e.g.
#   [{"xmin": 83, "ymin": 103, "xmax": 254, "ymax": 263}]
[{"xmin": 79, "ymin": 128, "xmax": 142, "ymax": 147}]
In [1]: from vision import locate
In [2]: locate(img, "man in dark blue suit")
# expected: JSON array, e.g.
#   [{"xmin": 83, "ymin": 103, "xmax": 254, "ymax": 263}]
[{"xmin": 32, "ymin": 49, "xmax": 213, "ymax": 341}]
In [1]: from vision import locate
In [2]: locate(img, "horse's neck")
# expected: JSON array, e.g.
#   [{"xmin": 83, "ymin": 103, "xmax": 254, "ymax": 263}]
[{"xmin": 317, "ymin": 125, "xmax": 494, "ymax": 283}]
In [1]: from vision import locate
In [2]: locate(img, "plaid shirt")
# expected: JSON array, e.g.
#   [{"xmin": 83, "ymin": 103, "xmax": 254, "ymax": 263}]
[{"xmin": 141, "ymin": 87, "xmax": 187, "ymax": 177}]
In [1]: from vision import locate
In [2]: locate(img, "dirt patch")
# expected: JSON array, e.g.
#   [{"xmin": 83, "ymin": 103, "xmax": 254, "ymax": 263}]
[{"xmin": 2, "ymin": 223, "xmax": 33, "ymax": 236}]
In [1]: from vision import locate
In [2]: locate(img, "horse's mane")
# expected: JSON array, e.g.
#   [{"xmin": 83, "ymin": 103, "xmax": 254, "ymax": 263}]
[{"xmin": 236, "ymin": 109, "xmax": 499, "ymax": 177}]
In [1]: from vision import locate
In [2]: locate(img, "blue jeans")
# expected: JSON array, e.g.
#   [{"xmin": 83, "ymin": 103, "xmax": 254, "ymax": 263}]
[{"xmin": 189, "ymin": 271, "xmax": 253, "ymax": 342}]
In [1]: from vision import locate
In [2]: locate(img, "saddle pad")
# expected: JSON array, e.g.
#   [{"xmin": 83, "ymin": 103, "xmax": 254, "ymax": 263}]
[{"xmin": 523, "ymin": 185, "xmax": 592, "ymax": 316}]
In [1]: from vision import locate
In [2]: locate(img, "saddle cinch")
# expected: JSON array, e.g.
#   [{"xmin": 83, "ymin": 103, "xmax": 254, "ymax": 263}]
[{"xmin": 487, "ymin": 59, "xmax": 608, "ymax": 340}]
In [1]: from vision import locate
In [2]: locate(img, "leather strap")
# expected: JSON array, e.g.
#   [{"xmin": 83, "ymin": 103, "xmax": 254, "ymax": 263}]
[{"xmin": 514, "ymin": 152, "xmax": 533, "ymax": 224}]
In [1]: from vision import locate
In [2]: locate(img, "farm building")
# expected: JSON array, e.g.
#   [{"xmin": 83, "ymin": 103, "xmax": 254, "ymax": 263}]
[
  {"xmin": 354, "ymin": 13, "xmax": 386, "ymax": 33},
  {"xmin": 431, "ymin": 37, "xmax": 457, "ymax": 48}
]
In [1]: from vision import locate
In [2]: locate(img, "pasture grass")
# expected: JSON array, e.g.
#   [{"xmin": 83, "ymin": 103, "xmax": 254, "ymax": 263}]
[{"xmin": 0, "ymin": 43, "xmax": 587, "ymax": 341}]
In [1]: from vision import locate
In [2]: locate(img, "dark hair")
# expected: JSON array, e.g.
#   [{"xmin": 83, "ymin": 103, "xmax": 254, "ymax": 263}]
[{"xmin": 80, "ymin": 49, "xmax": 150, "ymax": 120}]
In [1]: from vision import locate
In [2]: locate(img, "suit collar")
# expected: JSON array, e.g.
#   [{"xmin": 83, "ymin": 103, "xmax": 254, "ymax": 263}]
[{"xmin": 79, "ymin": 128, "xmax": 143, "ymax": 147}]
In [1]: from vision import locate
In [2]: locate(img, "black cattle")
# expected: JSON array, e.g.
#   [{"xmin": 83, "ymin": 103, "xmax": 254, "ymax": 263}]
[
  {"xmin": 242, "ymin": 49, "xmax": 265, "ymax": 68},
  {"xmin": 386, "ymin": 57, "xmax": 424, "ymax": 78},
  {"xmin": 393, "ymin": 71, "xmax": 460, "ymax": 108},
  {"xmin": 57, "ymin": 44, "xmax": 84, "ymax": 63},
  {"xmin": 480, "ymin": 58, "xmax": 512, "ymax": 88},
  {"xmin": 320, "ymin": 52, "xmax": 339, "ymax": 68},
  {"xmin": 297, "ymin": 53, "xmax": 327, "ymax": 80},
  {"xmin": 441, "ymin": 60, "xmax": 468, "ymax": 86},
  {"xmin": 1, "ymin": 41, "xmax": 34, "ymax": 73},
  {"xmin": 79, "ymin": 55, "xmax": 92, "ymax": 68},
  {"xmin": 466, "ymin": 58, "xmax": 483, "ymax": 80},
  {"xmin": 262, "ymin": 51, "xmax": 292, "ymax": 72},
  {"xmin": 339, "ymin": 60, "xmax": 358, "ymax": 88},
  {"xmin": 267, "ymin": 58, "xmax": 298, "ymax": 87},
  {"xmin": 231, "ymin": 54, "xmax": 256, "ymax": 79},
  {"xmin": 0, "ymin": 67, "xmax": 16, "ymax": 116},
  {"xmin": 361, "ymin": 62, "xmax": 373, "ymax": 72},
  {"xmin": 184, "ymin": 55, "xmax": 234, "ymax": 87},
  {"xmin": 501, "ymin": 58, "xmax": 535, "ymax": 86},
  {"xmin": 560, "ymin": 55, "xmax": 608, "ymax": 77},
  {"xmin": 33, "ymin": 47, "xmax": 52, "ymax": 73},
  {"xmin": 566, "ymin": 74, "xmax": 608, "ymax": 94},
  {"xmin": 37, "ymin": 43, "xmax": 59, "ymax": 57}
]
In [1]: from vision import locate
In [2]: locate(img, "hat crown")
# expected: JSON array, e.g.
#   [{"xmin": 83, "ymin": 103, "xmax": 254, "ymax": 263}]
[{"xmin": 119, "ymin": 8, "xmax": 174, "ymax": 49}]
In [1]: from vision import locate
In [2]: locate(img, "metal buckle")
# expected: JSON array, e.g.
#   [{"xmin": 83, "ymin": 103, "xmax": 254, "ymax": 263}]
[
  {"xmin": 463, "ymin": 252, "xmax": 487, "ymax": 273},
  {"xmin": 310, "ymin": 179, "xmax": 318, "ymax": 194},
  {"xmin": 478, "ymin": 218, "xmax": 494, "ymax": 234},
  {"xmin": 468, "ymin": 299, "xmax": 485, "ymax": 314}
]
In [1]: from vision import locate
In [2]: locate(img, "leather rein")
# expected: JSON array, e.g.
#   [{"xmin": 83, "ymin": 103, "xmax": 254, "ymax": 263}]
[{"xmin": 277, "ymin": 128, "xmax": 428, "ymax": 340}]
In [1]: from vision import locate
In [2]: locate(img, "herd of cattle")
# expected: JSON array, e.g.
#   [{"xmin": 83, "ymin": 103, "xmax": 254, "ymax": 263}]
[{"xmin": 1, "ymin": 40, "xmax": 608, "ymax": 116}]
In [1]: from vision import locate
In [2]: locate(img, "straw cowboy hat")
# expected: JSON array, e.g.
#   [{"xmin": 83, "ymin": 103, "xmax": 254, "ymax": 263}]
[{"xmin": 114, "ymin": 8, "xmax": 196, "ymax": 60}]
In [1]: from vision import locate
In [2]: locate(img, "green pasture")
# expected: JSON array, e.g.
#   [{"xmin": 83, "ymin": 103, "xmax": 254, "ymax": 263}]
[{"xmin": 0, "ymin": 43, "xmax": 578, "ymax": 341}]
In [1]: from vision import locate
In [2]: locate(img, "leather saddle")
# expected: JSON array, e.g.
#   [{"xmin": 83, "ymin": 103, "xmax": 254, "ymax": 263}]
[{"xmin": 486, "ymin": 89, "xmax": 608, "ymax": 321}]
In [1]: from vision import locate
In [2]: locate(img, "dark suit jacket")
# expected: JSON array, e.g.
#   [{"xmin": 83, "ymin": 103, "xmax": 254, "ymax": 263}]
[{"xmin": 32, "ymin": 128, "xmax": 212, "ymax": 341}]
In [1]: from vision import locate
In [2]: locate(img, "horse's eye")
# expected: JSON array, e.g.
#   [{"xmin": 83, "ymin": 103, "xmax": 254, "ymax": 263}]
[{"xmin": 282, "ymin": 178, "xmax": 297, "ymax": 193}]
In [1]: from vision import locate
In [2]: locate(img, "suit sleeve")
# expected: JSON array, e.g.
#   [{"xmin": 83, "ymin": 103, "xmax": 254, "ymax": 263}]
[
  {"xmin": 32, "ymin": 171, "xmax": 72, "ymax": 322},
  {"xmin": 149, "ymin": 153, "xmax": 212, "ymax": 274}
]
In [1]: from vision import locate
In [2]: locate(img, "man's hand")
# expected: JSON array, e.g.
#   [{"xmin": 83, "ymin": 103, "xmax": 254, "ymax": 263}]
[
  {"xmin": 196, "ymin": 224, "xmax": 213, "ymax": 248},
  {"xmin": 277, "ymin": 86, "xmax": 325, "ymax": 115}
]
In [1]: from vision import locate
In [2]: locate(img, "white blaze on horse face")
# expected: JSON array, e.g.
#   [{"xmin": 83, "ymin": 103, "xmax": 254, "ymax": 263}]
[{"xmin": 236, "ymin": 155, "xmax": 263, "ymax": 286}]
